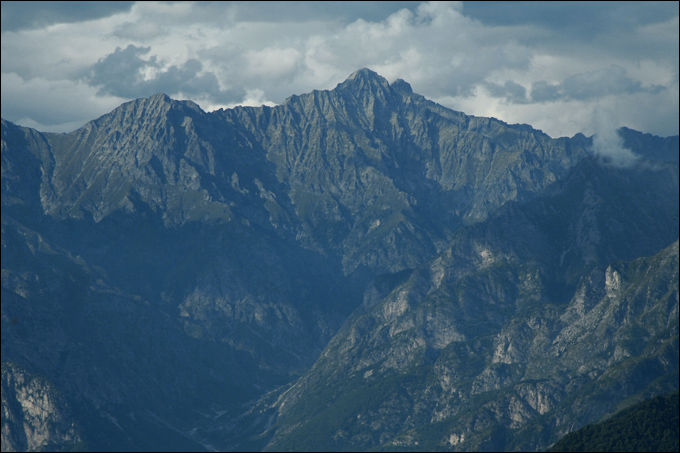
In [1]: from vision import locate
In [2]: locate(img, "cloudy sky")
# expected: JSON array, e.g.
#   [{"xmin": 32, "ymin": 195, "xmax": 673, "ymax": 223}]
[{"xmin": 1, "ymin": 1, "xmax": 678, "ymax": 139}]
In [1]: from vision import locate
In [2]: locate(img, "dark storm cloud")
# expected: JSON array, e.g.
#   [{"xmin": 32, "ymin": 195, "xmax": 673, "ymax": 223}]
[
  {"xmin": 1, "ymin": 1, "xmax": 134, "ymax": 32},
  {"xmin": 88, "ymin": 45, "xmax": 157, "ymax": 97},
  {"xmin": 484, "ymin": 80, "xmax": 529, "ymax": 104},
  {"xmin": 558, "ymin": 65, "xmax": 664, "ymax": 101},
  {"xmin": 462, "ymin": 1, "xmax": 677, "ymax": 37},
  {"xmin": 151, "ymin": 60, "xmax": 227, "ymax": 101},
  {"xmin": 488, "ymin": 65, "xmax": 666, "ymax": 104},
  {"xmin": 463, "ymin": 1, "xmax": 680, "ymax": 63},
  {"xmin": 529, "ymin": 81, "xmax": 563, "ymax": 103},
  {"xmin": 87, "ymin": 45, "xmax": 244, "ymax": 104}
]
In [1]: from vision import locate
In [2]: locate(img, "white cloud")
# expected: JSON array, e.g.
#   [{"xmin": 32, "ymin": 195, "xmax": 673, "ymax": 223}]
[
  {"xmin": 589, "ymin": 108, "xmax": 640, "ymax": 168},
  {"xmin": 0, "ymin": 72, "xmax": 125, "ymax": 132},
  {"xmin": 1, "ymin": 1, "xmax": 678, "ymax": 138},
  {"xmin": 221, "ymin": 89, "xmax": 278, "ymax": 110},
  {"xmin": 246, "ymin": 47, "xmax": 303, "ymax": 81}
]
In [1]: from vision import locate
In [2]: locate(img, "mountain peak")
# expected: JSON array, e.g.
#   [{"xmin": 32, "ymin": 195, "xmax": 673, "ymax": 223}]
[
  {"xmin": 107, "ymin": 93, "xmax": 175, "ymax": 118},
  {"xmin": 335, "ymin": 67, "xmax": 391, "ymax": 93},
  {"xmin": 139, "ymin": 93, "xmax": 203, "ymax": 112},
  {"xmin": 92, "ymin": 93, "xmax": 204, "ymax": 129},
  {"xmin": 148, "ymin": 92, "xmax": 172, "ymax": 103},
  {"xmin": 347, "ymin": 67, "xmax": 383, "ymax": 81},
  {"xmin": 391, "ymin": 78, "xmax": 413, "ymax": 95}
]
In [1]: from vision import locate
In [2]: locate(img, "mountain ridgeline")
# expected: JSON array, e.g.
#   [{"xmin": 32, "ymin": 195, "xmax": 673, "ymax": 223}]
[{"xmin": 1, "ymin": 68, "xmax": 678, "ymax": 452}]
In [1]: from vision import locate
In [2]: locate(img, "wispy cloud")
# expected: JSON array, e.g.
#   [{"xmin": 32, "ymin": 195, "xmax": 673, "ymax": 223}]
[{"xmin": 590, "ymin": 108, "xmax": 640, "ymax": 168}]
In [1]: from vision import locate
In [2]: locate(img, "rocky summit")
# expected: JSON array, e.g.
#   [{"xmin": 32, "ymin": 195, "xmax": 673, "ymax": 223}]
[{"xmin": 1, "ymin": 68, "xmax": 678, "ymax": 452}]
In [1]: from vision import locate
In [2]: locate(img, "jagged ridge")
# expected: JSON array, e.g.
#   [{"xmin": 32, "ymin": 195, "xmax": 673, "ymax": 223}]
[{"xmin": 1, "ymin": 68, "xmax": 678, "ymax": 452}]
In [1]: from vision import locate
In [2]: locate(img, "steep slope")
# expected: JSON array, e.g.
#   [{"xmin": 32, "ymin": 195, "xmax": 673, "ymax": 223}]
[
  {"xmin": 251, "ymin": 156, "xmax": 679, "ymax": 452},
  {"xmin": 1, "ymin": 69, "xmax": 677, "ymax": 452},
  {"xmin": 27, "ymin": 69, "xmax": 590, "ymax": 278},
  {"xmin": 2, "ymin": 106, "xmax": 352, "ymax": 450},
  {"xmin": 37, "ymin": 93, "xmax": 287, "ymax": 228},
  {"xmin": 0, "ymin": 215, "xmax": 255, "ymax": 451},
  {"xmin": 3, "ymin": 69, "xmax": 591, "ymax": 377},
  {"xmin": 547, "ymin": 390, "xmax": 679, "ymax": 452},
  {"xmin": 218, "ymin": 68, "xmax": 587, "ymax": 274},
  {"xmin": 1, "ymin": 363, "xmax": 84, "ymax": 452}
]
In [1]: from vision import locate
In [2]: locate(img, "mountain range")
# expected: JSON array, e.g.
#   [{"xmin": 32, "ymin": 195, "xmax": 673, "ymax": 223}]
[{"xmin": 1, "ymin": 68, "xmax": 678, "ymax": 452}]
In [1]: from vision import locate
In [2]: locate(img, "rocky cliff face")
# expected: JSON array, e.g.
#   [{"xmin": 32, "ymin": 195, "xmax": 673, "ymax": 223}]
[
  {"xmin": 1, "ymin": 363, "xmax": 83, "ymax": 452},
  {"xmin": 217, "ymin": 69, "xmax": 586, "ymax": 274},
  {"xmin": 2, "ymin": 69, "xmax": 678, "ymax": 451},
  {"xmin": 249, "ymin": 157, "xmax": 679, "ymax": 452}
]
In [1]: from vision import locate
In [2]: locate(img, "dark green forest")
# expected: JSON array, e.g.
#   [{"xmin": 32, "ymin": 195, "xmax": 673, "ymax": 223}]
[{"xmin": 548, "ymin": 390, "xmax": 679, "ymax": 452}]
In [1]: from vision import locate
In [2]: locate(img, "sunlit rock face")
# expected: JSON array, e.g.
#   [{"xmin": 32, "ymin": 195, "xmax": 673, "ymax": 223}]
[
  {"xmin": 1, "ymin": 68, "xmax": 678, "ymax": 451},
  {"xmin": 1, "ymin": 363, "xmax": 83, "ymax": 452}
]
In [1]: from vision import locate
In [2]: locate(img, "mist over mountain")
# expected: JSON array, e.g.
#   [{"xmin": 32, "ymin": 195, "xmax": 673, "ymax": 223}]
[{"xmin": 2, "ymin": 68, "xmax": 678, "ymax": 452}]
